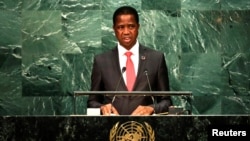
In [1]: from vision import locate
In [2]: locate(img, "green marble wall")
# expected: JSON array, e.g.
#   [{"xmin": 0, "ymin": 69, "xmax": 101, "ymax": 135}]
[{"xmin": 0, "ymin": 0, "xmax": 249, "ymax": 115}]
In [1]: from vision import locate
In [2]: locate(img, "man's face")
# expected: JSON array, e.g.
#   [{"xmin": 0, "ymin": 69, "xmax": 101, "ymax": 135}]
[{"xmin": 113, "ymin": 14, "xmax": 140, "ymax": 50}]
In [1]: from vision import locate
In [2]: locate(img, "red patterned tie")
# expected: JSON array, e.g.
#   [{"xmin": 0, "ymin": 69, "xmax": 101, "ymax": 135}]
[{"xmin": 125, "ymin": 52, "xmax": 136, "ymax": 91}]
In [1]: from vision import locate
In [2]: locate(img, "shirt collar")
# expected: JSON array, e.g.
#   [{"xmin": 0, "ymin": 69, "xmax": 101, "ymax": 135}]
[{"xmin": 117, "ymin": 40, "xmax": 139, "ymax": 55}]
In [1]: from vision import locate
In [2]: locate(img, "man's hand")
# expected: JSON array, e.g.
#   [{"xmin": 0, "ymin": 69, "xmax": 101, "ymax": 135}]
[
  {"xmin": 100, "ymin": 104, "xmax": 119, "ymax": 115},
  {"xmin": 131, "ymin": 105, "xmax": 154, "ymax": 116}
]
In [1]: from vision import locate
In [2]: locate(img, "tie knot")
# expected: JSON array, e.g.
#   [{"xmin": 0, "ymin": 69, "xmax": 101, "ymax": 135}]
[{"xmin": 125, "ymin": 52, "xmax": 132, "ymax": 57}]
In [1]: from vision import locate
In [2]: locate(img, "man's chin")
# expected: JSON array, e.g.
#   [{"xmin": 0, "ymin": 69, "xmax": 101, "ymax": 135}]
[{"xmin": 120, "ymin": 42, "xmax": 134, "ymax": 49}]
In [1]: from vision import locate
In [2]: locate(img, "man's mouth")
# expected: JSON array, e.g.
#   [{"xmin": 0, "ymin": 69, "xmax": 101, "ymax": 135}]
[{"xmin": 123, "ymin": 37, "xmax": 131, "ymax": 43}]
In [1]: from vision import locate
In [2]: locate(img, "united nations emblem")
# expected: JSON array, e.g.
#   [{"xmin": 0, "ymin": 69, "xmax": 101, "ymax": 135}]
[{"xmin": 109, "ymin": 121, "xmax": 155, "ymax": 141}]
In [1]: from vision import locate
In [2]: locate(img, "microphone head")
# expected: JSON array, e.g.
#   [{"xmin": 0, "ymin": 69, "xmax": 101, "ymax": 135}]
[{"xmin": 141, "ymin": 56, "xmax": 146, "ymax": 60}]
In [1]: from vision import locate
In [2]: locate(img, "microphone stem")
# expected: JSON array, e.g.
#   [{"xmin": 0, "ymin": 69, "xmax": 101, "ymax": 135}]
[
  {"xmin": 110, "ymin": 67, "xmax": 126, "ymax": 115},
  {"xmin": 145, "ymin": 70, "xmax": 156, "ymax": 115}
]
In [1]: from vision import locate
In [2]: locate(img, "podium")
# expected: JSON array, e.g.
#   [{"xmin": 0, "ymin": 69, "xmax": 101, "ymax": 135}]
[
  {"xmin": 1, "ymin": 92, "xmax": 249, "ymax": 140},
  {"xmin": 1, "ymin": 115, "xmax": 249, "ymax": 141},
  {"xmin": 73, "ymin": 91, "xmax": 193, "ymax": 115}
]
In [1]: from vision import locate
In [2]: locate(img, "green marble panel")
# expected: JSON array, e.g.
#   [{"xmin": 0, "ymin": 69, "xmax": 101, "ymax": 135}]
[
  {"xmin": 61, "ymin": 54, "xmax": 93, "ymax": 94},
  {"xmin": 21, "ymin": 10, "xmax": 63, "ymax": 62},
  {"xmin": 192, "ymin": 95, "xmax": 222, "ymax": 114},
  {"xmin": 0, "ymin": 63, "xmax": 22, "ymax": 115},
  {"xmin": 220, "ymin": 10, "xmax": 250, "ymax": 96},
  {"xmin": 142, "ymin": 0, "xmax": 181, "ymax": 10},
  {"xmin": 62, "ymin": 0, "xmax": 101, "ymax": 11},
  {"xmin": 139, "ymin": 10, "xmax": 181, "ymax": 53},
  {"xmin": 181, "ymin": 0, "xmax": 221, "ymax": 10},
  {"xmin": 166, "ymin": 54, "xmax": 182, "ymax": 91},
  {"xmin": 22, "ymin": 0, "xmax": 62, "ymax": 10},
  {"xmin": 222, "ymin": 0, "xmax": 250, "ymax": 10},
  {"xmin": 222, "ymin": 96, "xmax": 250, "ymax": 114},
  {"xmin": 62, "ymin": 10, "xmax": 102, "ymax": 49},
  {"xmin": 221, "ymin": 53, "xmax": 250, "ymax": 96},
  {"xmin": 221, "ymin": 10, "xmax": 250, "ymax": 54},
  {"xmin": 102, "ymin": 0, "xmax": 141, "ymax": 10},
  {"xmin": 22, "ymin": 11, "xmax": 63, "ymax": 96},
  {"xmin": 25, "ymin": 96, "xmax": 76, "ymax": 115},
  {"xmin": 178, "ymin": 53, "xmax": 222, "ymax": 95},
  {"xmin": 180, "ymin": 10, "xmax": 222, "ymax": 53},
  {"xmin": 0, "ymin": 10, "xmax": 22, "ymax": 115},
  {"xmin": 101, "ymin": 8, "xmax": 117, "ymax": 50},
  {"xmin": 0, "ymin": 0, "xmax": 22, "ymax": 10},
  {"xmin": 0, "ymin": 11, "xmax": 21, "ymax": 46}
]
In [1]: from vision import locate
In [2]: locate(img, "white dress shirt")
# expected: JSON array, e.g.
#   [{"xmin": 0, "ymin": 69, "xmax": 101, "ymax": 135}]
[{"xmin": 117, "ymin": 40, "xmax": 139, "ymax": 85}]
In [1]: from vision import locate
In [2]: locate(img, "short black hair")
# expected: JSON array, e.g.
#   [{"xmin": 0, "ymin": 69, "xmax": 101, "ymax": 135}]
[{"xmin": 113, "ymin": 6, "xmax": 139, "ymax": 25}]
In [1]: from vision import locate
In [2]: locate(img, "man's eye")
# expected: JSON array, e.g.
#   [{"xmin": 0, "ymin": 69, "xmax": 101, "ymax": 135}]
[
  {"xmin": 117, "ymin": 26, "xmax": 124, "ymax": 29},
  {"xmin": 129, "ymin": 25, "xmax": 135, "ymax": 29}
]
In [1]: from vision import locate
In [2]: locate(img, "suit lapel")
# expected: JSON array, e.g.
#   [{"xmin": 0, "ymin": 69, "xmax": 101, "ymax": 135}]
[
  {"xmin": 111, "ymin": 47, "xmax": 128, "ymax": 90},
  {"xmin": 133, "ymin": 45, "xmax": 147, "ymax": 90}
]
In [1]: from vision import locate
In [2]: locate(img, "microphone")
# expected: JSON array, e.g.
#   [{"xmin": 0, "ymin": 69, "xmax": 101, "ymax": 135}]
[
  {"xmin": 144, "ymin": 69, "xmax": 156, "ymax": 115},
  {"xmin": 110, "ymin": 67, "xmax": 126, "ymax": 115},
  {"xmin": 144, "ymin": 70, "xmax": 152, "ymax": 91},
  {"xmin": 141, "ymin": 55, "xmax": 146, "ymax": 60}
]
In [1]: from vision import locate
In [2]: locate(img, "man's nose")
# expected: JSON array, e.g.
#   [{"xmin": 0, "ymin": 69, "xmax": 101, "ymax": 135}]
[{"xmin": 123, "ymin": 27, "xmax": 130, "ymax": 34}]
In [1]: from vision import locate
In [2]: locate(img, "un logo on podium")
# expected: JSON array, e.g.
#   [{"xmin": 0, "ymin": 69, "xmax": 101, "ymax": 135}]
[{"xmin": 109, "ymin": 121, "xmax": 155, "ymax": 141}]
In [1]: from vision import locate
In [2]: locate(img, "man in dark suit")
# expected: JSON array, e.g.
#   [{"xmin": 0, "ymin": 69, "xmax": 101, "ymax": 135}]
[{"xmin": 87, "ymin": 6, "xmax": 172, "ymax": 115}]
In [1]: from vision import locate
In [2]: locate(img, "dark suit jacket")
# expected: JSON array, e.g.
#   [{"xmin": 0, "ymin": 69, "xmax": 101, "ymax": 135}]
[{"xmin": 87, "ymin": 44, "xmax": 172, "ymax": 115}]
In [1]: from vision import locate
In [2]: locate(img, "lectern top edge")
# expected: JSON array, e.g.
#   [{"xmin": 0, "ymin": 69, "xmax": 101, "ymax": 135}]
[{"xmin": 73, "ymin": 91, "xmax": 192, "ymax": 96}]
